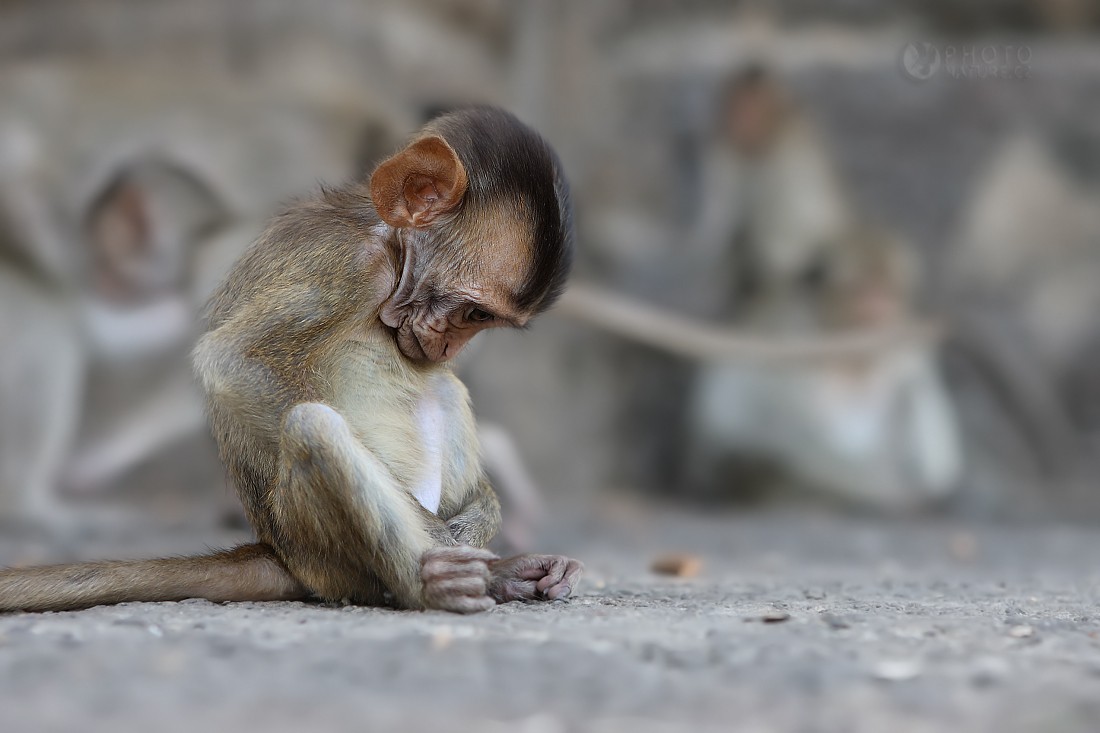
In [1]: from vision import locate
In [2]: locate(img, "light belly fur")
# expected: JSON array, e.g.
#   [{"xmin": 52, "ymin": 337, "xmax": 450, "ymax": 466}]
[
  {"xmin": 412, "ymin": 393, "xmax": 444, "ymax": 513},
  {"xmin": 322, "ymin": 337, "xmax": 480, "ymax": 516}
]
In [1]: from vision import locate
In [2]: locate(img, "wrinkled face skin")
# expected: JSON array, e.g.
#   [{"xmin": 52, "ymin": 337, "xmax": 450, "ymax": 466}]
[{"xmin": 379, "ymin": 224, "xmax": 532, "ymax": 364}]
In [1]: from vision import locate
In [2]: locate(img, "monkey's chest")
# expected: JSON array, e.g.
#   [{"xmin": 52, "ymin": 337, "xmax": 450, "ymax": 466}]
[
  {"xmin": 411, "ymin": 393, "xmax": 445, "ymax": 514},
  {"xmin": 324, "ymin": 344, "xmax": 478, "ymax": 516}
]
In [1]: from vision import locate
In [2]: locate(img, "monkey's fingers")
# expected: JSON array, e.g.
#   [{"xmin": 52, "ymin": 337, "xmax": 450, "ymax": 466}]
[
  {"xmin": 533, "ymin": 556, "xmax": 584, "ymax": 601},
  {"xmin": 488, "ymin": 553, "xmax": 554, "ymax": 580},
  {"xmin": 420, "ymin": 546, "xmax": 496, "ymax": 582},
  {"xmin": 421, "ymin": 546, "xmax": 498, "ymax": 566},
  {"xmin": 488, "ymin": 577, "xmax": 540, "ymax": 603},
  {"xmin": 422, "ymin": 558, "xmax": 491, "ymax": 583},
  {"xmin": 423, "ymin": 575, "xmax": 496, "ymax": 614},
  {"xmin": 421, "ymin": 545, "xmax": 497, "ymax": 614},
  {"xmin": 489, "ymin": 554, "xmax": 584, "ymax": 603},
  {"xmin": 439, "ymin": 595, "xmax": 497, "ymax": 614}
]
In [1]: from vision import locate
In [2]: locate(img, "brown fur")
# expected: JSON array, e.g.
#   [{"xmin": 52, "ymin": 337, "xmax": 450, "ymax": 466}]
[
  {"xmin": 0, "ymin": 545, "xmax": 304, "ymax": 612},
  {"xmin": 0, "ymin": 107, "xmax": 580, "ymax": 614}
]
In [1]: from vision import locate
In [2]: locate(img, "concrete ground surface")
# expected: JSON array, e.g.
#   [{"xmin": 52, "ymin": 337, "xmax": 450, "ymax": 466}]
[{"xmin": 1, "ymin": 503, "xmax": 1099, "ymax": 733}]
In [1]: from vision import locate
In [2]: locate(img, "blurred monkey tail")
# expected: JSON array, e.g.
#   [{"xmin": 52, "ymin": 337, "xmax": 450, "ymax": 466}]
[{"xmin": 0, "ymin": 543, "xmax": 308, "ymax": 613}]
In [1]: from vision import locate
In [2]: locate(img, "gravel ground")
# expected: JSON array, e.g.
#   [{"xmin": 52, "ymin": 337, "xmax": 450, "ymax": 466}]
[{"xmin": 1, "ymin": 505, "xmax": 1099, "ymax": 733}]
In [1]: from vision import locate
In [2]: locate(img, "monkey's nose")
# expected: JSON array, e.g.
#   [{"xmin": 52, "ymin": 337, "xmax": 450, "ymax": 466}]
[
  {"xmin": 439, "ymin": 343, "xmax": 459, "ymax": 362},
  {"xmin": 438, "ymin": 338, "xmax": 470, "ymax": 363}
]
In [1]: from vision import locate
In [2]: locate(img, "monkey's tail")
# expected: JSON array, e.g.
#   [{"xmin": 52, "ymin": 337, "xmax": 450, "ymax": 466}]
[{"xmin": 0, "ymin": 543, "xmax": 308, "ymax": 613}]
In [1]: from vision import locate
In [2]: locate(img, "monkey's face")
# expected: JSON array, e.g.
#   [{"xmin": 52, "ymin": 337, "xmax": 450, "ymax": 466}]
[
  {"xmin": 723, "ymin": 80, "xmax": 785, "ymax": 158},
  {"xmin": 370, "ymin": 109, "xmax": 573, "ymax": 362},
  {"xmin": 382, "ymin": 231, "xmax": 532, "ymax": 364},
  {"xmin": 392, "ymin": 297, "xmax": 515, "ymax": 363}
]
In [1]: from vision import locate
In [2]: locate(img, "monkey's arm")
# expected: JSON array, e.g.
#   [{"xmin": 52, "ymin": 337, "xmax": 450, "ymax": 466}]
[
  {"xmin": 195, "ymin": 211, "xmax": 401, "ymax": 443},
  {"xmin": 442, "ymin": 478, "xmax": 502, "ymax": 548},
  {"xmin": 436, "ymin": 479, "xmax": 581, "ymax": 602},
  {"xmin": 557, "ymin": 281, "xmax": 940, "ymax": 362}
]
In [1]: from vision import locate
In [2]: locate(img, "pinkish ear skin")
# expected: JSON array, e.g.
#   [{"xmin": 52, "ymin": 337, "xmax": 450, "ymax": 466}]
[{"xmin": 369, "ymin": 135, "xmax": 468, "ymax": 229}]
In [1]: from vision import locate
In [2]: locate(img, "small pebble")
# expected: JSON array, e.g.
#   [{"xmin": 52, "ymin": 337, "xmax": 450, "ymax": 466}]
[
  {"xmin": 1008, "ymin": 625, "xmax": 1034, "ymax": 638},
  {"xmin": 752, "ymin": 610, "xmax": 791, "ymax": 624},
  {"xmin": 650, "ymin": 553, "xmax": 702, "ymax": 578}
]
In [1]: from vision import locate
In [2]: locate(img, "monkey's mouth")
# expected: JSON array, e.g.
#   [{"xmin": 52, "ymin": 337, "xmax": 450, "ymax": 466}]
[{"xmin": 395, "ymin": 326, "xmax": 441, "ymax": 363}]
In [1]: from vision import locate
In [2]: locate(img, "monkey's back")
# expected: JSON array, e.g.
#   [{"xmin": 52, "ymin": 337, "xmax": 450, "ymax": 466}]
[{"xmin": 194, "ymin": 192, "xmax": 393, "ymax": 534}]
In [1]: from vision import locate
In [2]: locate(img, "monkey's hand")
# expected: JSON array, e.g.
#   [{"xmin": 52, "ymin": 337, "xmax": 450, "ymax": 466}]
[
  {"xmin": 487, "ymin": 554, "xmax": 584, "ymax": 603},
  {"xmin": 420, "ymin": 546, "xmax": 498, "ymax": 614}
]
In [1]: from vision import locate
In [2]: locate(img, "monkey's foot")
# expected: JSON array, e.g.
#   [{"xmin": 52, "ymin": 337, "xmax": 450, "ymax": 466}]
[
  {"xmin": 420, "ymin": 546, "xmax": 497, "ymax": 614},
  {"xmin": 488, "ymin": 554, "xmax": 584, "ymax": 603}
]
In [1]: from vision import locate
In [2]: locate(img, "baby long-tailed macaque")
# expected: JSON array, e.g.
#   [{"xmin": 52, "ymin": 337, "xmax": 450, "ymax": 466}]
[
  {"xmin": 73, "ymin": 145, "xmax": 555, "ymax": 545},
  {"xmin": 0, "ymin": 107, "xmax": 583, "ymax": 613}
]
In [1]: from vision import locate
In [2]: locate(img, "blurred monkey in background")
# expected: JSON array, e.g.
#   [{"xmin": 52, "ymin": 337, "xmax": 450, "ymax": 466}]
[
  {"xmin": 685, "ymin": 66, "xmax": 961, "ymax": 510},
  {"xmin": 563, "ymin": 66, "xmax": 961, "ymax": 511},
  {"xmin": 0, "ymin": 65, "xmax": 397, "ymax": 529},
  {"xmin": 0, "ymin": 142, "xmax": 246, "ymax": 528},
  {"xmin": 941, "ymin": 133, "xmax": 1100, "ymax": 516},
  {"xmin": 62, "ymin": 156, "xmax": 237, "ymax": 504}
]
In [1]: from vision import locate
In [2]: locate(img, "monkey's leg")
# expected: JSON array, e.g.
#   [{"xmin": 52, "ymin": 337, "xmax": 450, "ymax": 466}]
[
  {"xmin": 273, "ymin": 403, "xmax": 495, "ymax": 613},
  {"xmin": 0, "ymin": 544, "xmax": 306, "ymax": 613},
  {"xmin": 444, "ymin": 478, "xmax": 502, "ymax": 548}
]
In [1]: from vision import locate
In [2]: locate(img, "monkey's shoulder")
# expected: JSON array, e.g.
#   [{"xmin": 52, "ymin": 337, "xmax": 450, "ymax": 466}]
[{"xmin": 203, "ymin": 205, "xmax": 391, "ymax": 330}]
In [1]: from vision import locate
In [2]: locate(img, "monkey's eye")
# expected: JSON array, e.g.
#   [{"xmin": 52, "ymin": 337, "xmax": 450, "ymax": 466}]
[{"xmin": 468, "ymin": 308, "xmax": 494, "ymax": 323}]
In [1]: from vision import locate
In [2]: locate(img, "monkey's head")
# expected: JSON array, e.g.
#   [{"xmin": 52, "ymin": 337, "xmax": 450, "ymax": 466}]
[
  {"xmin": 719, "ymin": 64, "xmax": 788, "ymax": 158},
  {"xmin": 370, "ymin": 107, "xmax": 573, "ymax": 363}
]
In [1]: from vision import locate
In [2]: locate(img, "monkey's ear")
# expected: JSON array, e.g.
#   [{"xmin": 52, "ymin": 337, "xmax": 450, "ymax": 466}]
[{"xmin": 369, "ymin": 135, "xmax": 468, "ymax": 229}]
